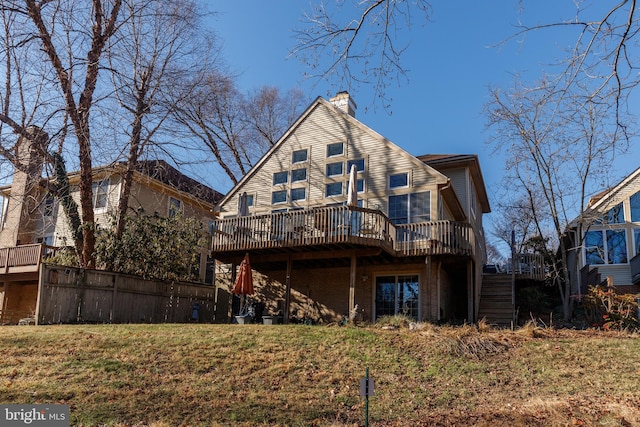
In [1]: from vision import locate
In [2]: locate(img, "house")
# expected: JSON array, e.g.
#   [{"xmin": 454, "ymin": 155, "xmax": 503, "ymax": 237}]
[
  {"xmin": 565, "ymin": 167, "xmax": 640, "ymax": 295},
  {"xmin": 0, "ymin": 129, "xmax": 223, "ymax": 323},
  {"xmin": 210, "ymin": 92, "xmax": 495, "ymax": 324}
]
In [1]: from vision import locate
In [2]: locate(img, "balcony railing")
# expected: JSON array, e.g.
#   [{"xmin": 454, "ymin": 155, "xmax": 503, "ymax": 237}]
[
  {"xmin": 0, "ymin": 244, "xmax": 56, "ymax": 275},
  {"xmin": 506, "ymin": 253, "xmax": 547, "ymax": 281},
  {"xmin": 211, "ymin": 206, "xmax": 476, "ymax": 257},
  {"xmin": 395, "ymin": 221, "xmax": 475, "ymax": 256}
]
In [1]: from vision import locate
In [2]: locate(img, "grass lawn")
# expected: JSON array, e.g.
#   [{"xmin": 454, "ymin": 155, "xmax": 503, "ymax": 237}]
[{"xmin": 1, "ymin": 322, "xmax": 640, "ymax": 426}]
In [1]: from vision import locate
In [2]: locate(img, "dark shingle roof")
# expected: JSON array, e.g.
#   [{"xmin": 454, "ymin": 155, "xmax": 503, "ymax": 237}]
[{"xmin": 132, "ymin": 160, "xmax": 223, "ymax": 205}]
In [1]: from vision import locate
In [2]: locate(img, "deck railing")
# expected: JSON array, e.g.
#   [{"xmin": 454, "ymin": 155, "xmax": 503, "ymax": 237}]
[
  {"xmin": 0, "ymin": 244, "xmax": 56, "ymax": 274},
  {"xmin": 394, "ymin": 221, "xmax": 475, "ymax": 256},
  {"xmin": 211, "ymin": 206, "xmax": 476, "ymax": 257},
  {"xmin": 506, "ymin": 253, "xmax": 547, "ymax": 281},
  {"xmin": 212, "ymin": 206, "xmax": 394, "ymax": 252}
]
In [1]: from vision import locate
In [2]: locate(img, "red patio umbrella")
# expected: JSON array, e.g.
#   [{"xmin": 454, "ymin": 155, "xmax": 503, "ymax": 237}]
[{"xmin": 232, "ymin": 253, "xmax": 254, "ymax": 316}]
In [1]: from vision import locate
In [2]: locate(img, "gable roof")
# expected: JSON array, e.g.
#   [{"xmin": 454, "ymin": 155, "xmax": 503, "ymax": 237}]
[
  {"xmin": 217, "ymin": 95, "xmax": 452, "ymax": 208},
  {"xmin": 585, "ymin": 166, "xmax": 640, "ymax": 212},
  {"xmin": 568, "ymin": 166, "xmax": 640, "ymax": 228},
  {"xmin": 132, "ymin": 160, "xmax": 223, "ymax": 205},
  {"xmin": 0, "ymin": 159, "xmax": 223, "ymax": 207},
  {"xmin": 418, "ymin": 154, "xmax": 491, "ymax": 213}
]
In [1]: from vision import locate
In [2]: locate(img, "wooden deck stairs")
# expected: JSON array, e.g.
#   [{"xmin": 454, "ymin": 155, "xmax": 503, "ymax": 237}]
[{"xmin": 478, "ymin": 274, "xmax": 514, "ymax": 328}]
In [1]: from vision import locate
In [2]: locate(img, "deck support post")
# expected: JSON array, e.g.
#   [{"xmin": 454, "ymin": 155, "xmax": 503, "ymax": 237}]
[
  {"xmin": 349, "ymin": 253, "xmax": 356, "ymax": 320},
  {"xmin": 284, "ymin": 255, "xmax": 292, "ymax": 324},
  {"xmin": 227, "ymin": 260, "xmax": 237, "ymax": 323},
  {"xmin": 467, "ymin": 259, "xmax": 474, "ymax": 323}
]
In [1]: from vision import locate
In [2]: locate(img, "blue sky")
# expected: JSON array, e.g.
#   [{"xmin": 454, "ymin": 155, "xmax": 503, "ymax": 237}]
[{"xmin": 206, "ymin": 1, "xmax": 639, "ymax": 245}]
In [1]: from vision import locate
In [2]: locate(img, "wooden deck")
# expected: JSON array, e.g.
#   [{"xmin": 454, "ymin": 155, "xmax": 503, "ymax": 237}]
[
  {"xmin": 211, "ymin": 206, "xmax": 475, "ymax": 259},
  {"xmin": 0, "ymin": 244, "xmax": 56, "ymax": 276}
]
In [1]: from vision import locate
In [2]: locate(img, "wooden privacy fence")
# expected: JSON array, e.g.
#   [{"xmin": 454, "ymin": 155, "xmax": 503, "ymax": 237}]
[{"xmin": 37, "ymin": 264, "xmax": 217, "ymax": 324}]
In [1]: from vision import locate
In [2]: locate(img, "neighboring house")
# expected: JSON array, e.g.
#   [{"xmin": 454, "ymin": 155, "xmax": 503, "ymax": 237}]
[
  {"xmin": 0, "ymin": 130, "xmax": 223, "ymax": 323},
  {"xmin": 565, "ymin": 167, "xmax": 640, "ymax": 295},
  {"xmin": 211, "ymin": 92, "xmax": 493, "ymax": 324}
]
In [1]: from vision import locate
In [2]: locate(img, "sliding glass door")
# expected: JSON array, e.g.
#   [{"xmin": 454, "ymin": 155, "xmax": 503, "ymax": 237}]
[{"xmin": 375, "ymin": 275, "xmax": 419, "ymax": 320}]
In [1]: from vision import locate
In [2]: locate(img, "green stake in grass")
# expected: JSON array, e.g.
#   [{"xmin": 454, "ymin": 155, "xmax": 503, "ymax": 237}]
[{"xmin": 360, "ymin": 367, "xmax": 374, "ymax": 427}]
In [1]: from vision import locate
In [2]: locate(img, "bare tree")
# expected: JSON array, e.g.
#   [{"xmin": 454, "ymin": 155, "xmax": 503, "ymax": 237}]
[
  {"xmin": 243, "ymin": 86, "xmax": 306, "ymax": 152},
  {"xmin": 512, "ymin": 1, "xmax": 639, "ymax": 140},
  {"xmin": 486, "ymin": 76, "xmax": 629, "ymax": 320},
  {"xmin": 173, "ymin": 76, "xmax": 306, "ymax": 185},
  {"xmin": 491, "ymin": 191, "xmax": 541, "ymax": 255},
  {"xmin": 106, "ymin": 0, "xmax": 212, "ymax": 239},
  {"xmin": 0, "ymin": 0, "xmax": 123, "ymax": 268},
  {"xmin": 292, "ymin": 0, "xmax": 430, "ymax": 110}
]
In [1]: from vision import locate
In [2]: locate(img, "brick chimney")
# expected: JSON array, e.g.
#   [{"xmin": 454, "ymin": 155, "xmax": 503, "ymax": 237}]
[
  {"xmin": 329, "ymin": 91, "xmax": 357, "ymax": 117},
  {"xmin": 0, "ymin": 127, "xmax": 47, "ymax": 247}
]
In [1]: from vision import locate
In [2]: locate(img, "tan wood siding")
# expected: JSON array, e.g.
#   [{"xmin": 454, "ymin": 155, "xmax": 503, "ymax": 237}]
[
  {"xmin": 445, "ymin": 168, "xmax": 468, "ymax": 217},
  {"xmin": 220, "ymin": 103, "xmax": 441, "ymax": 220}
]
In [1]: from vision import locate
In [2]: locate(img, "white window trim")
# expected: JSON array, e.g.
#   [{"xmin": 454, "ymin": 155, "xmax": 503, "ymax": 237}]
[
  {"xmin": 291, "ymin": 147, "xmax": 310, "ymax": 164},
  {"xmin": 92, "ymin": 179, "xmax": 110, "ymax": 213},
  {"xmin": 326, "ymin": 142, "xmax": 345, "ymax": 158},
  {"xmin": 271, "ymin": 190, "xmax": 288, "ymax": 205},
  {"xmin": 168, "ymin": 196, "xmax": 183, "ymax": 217},
  {"xmin": 291, "ymin": 167, "xmax": 308, "ymax": 183},
  {"xmin": 326, "ymin": 161, "xmax": 344, "ymax": 178},
  {"xmin": 273, "ymin": 171, "xmax": 289, "ymax": 186},
  {"xmin": 290, "ymin": 187, "xmax": 307, "ymax": 202},
  {"xmin": 583, "ymin": 228, "xmax": 629, "ymax": 265},
  {"xmin": 388, "ymin": 171, "xmax": 410, "ymax": 190},
  {"xmin": 347, "ymin": 158, "xmax": 366, "ymax": 173},
  {"xmin": 325, "ymin": 181, "xmax": 343, "ymax": 198}
]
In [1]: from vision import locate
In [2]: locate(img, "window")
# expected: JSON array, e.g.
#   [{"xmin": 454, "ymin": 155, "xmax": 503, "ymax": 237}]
[
  {"xmin": 326, "ymin": 142, "xmax": 344, "ymax": 157},
  {"xmin": 246, "ymin": 194, "xmax": 254, "ymax": 207},
  {"xmin": 634, "ymin": 229, "xmax": 640, "ymax": 256},
  {"xmin": 585, "ymin": 230, "xmax": 604, "ymax": 265},
  {"xmin": 599, "ymin": 202, "xmax": 624, "ymax": 224},
  {"xmin": 271, "ymin": 190, "xmax": 287, "ymax": 204},
  {"xmin": 290, "ymin": 187, "xmax": 306, "ymax": 201},
  {"xmin": 325, "ymin": 182, "xmax": 342, "ymax": 197},
  {"xmin": 410, "ymin": 192, "xmax": 431, "ymax": 223},
  {"xmin": 607, "ymin": 229, "xmax": 628, "ymax": 264},
  {"xmin": 168, "ymin": 197, "xmax": 182, "ymax": 218},
  {"xmin": 347, "ymin": 158, "xmax": 365, "ymax": 172},
  {"xmin": 292, "ymin": 149, "xmax": 308, "ymax": 163},
  {"xmin": 375, "ymin": 275, "xmax": 419, "ymax": 321},
  {"xmin": 357, "ymin": 179, "xmax": 365, "ymax": 193},
  {"xmin": 389, "ymin": 195, "xmax": 408, "ymax": 224},
  {"xmin": 388, "ymin": 192, "xmax": 430, "ymax": 224},
  {"xmin": 36, "ymin": 235, "xmax": 53, "ymax": 246},
  {"xmin": 584, "ymin": 229, "xmax": 628, "ymax": 265},
  {"xmin": 92, "ymin": 179, "xmax": 109, "ymax": 210},
  {"xmin": 273, "ymin": 171, "xmax": 288, "ymax": 185},
  {"xmin": 291, "ymin": 168, "xmax": 307, "ymax": 183},
  {"xmin": 631, "ymin": 191, "xmax": 640, "ymax": 222},
  {"xmin": 389, "ymin": 173, "xmax": 409, "ymax": 189},
  {"xmin": 43, "ymin": 193, "xmax": 55, "ymax": 217},
  {"xmin": 470, "ymin": 186, "xmax": 477, "ymax": 218},
  {"xmin": 326, "ymin": 162, "xmax": 343, "ymax": 177}
]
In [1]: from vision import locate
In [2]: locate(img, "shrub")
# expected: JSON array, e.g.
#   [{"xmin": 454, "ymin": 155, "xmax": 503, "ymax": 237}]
[
  {"xmin": 583, "ymin": 285, "xmax": 639, "ymax": 331},
  {"xmin": 42, "ymin": 246, "xmax": 80, "ymax": 267},
  {"xmin": 95, "ymin": 213, "xmax": 207, "ymax": 282}
]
